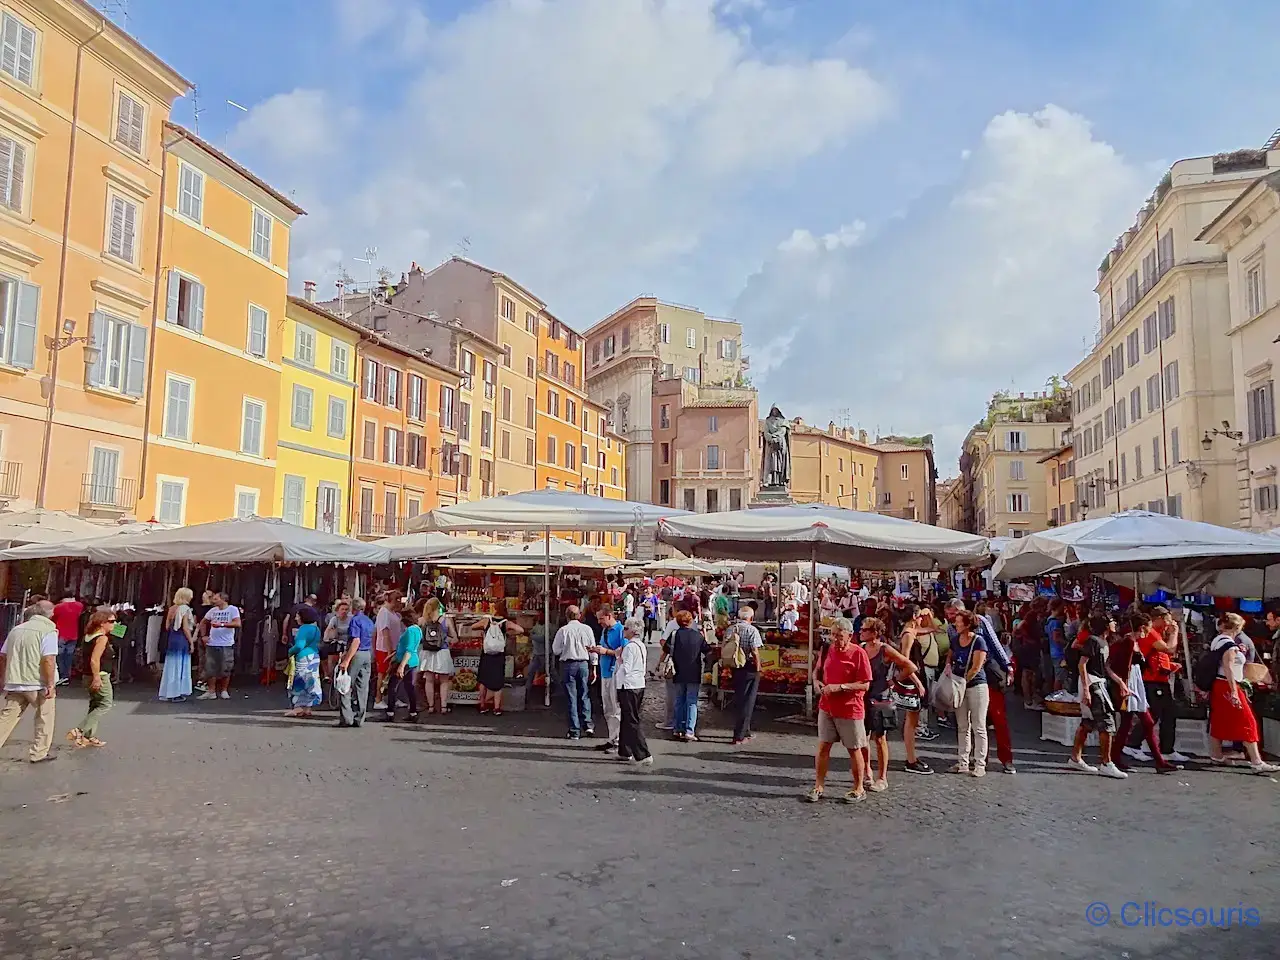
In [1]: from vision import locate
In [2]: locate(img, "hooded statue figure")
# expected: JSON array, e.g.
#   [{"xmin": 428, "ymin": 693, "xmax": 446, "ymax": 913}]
[{"xmin": 760, "ymin": 406, "xmax": 791, "ymax": 490}]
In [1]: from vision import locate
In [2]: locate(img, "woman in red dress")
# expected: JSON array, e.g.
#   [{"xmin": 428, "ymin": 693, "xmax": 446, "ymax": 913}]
[{"xmin": 1208, "ymin": 613, "xmax": 1277, "ymax": 774}]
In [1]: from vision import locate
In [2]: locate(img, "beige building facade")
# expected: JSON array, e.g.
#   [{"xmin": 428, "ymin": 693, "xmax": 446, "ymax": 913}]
[
  {"xmin": 962, "ymin": 392, "xmax": 1071, "ymax": 538},
  {"xmin": 938, "ymin": 478, "xmax": 963, "ymax": 530},
  {"xmin": 1071, "ymin": 150, "xmax": 1280, "ymax": 524},
  {"xmin": 585, "ymin": 296, "xmax": 754, "ymax": 557},
  {"xmin": 1039, "ymin": 444, "xmax": 1077, "ymax": 527},
  {"xmin": 873, "ymin": 439, "xmax": 938, "ymax": 523},
  {"xmin": 1199, "ymin": 170, "xmax": 1280, "ymax": 528},
  {"xmin": 788, "ymin": 421, "xmax": 880, "ymax": 510},
  {"xmin": 652, "ymin": 376, "xmax": 757, "ymax": 515}
]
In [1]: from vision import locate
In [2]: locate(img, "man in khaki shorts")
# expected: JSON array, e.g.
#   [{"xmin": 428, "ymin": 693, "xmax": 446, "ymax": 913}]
[{"xmin": 805, "ymin": 617, "xmax": 873, "ymax": 803}]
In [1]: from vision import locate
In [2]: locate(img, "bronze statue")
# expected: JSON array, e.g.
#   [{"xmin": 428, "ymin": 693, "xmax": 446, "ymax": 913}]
[{"xmin": 760, "ymin": 406, "xmax": 791, "ymax": 491}]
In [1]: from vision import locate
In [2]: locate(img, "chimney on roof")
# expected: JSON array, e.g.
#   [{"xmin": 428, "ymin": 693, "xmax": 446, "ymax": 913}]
[
  {"xmin": 303, "ymin": 280, "xmax": 316, "ymax": 303},
  {"xmin": 827, "ymin": 420, "xmax": 836, "ymax": 434},
  {"xmin": 859, "ymin": 429, "xmax": 868, "ymax": 443}
]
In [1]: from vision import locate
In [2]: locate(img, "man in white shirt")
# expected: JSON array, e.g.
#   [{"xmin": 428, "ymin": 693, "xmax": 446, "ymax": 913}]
[
  {"xmin": 199, "ymin": 592, "xmax": 240, "ymax": 700},
  {"xmin": 552, "ymin": 605, "xmax": 597, "ymax": 739},
  {"xmin": 615, "ymin": 617, "xmax": 653, "ymax": 765},
  {"xmin": 790, "ymin": 577, "xmax": 809, "ymax": 608},
  {"xmin": 0, "ymin": 599, "xmax": 59, "ymax": 762}
]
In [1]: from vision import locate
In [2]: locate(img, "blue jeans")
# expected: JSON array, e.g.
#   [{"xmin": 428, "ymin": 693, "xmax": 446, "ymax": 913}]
[
  {"xmin": 57, "ymin": 640, "xmax": 76, "ymax": 681},
  {"xmin": 562, "ymin": 660, "xmax": 592, "ymax": 734},
  {"xmin": 674, "ymin": 681, "xmax": 701, "ymax": 735}
]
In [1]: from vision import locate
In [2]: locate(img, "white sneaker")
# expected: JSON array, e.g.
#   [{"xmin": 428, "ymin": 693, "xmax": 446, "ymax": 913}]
[
  {"xmin": 1067, "ymin": 757, "xmax": 1097, "ymax": 774},
  {"xmin": 197, "ymin": 691, "xmax": 218, "ymax": 701},
  {"xmin": 219, "ymin": 691, "xmax": 231, "ymax": 700},
  {"xmin": 1121, "ymin": 746, "xmax": 1147, "ymax": 761},
  {"xmin": 1167, "ymin": 752, "xmax": 1191, "ymax": 764},
  {"xmin": 374, "ymin": 701, "xmax": 386, "ymax": 711},
  {"xmin": 1250, "ymin": 761, "xmax": 1279, "ymax": 775},
  {"xmin": 636, "ymin": 756, "xmax": 655, "ymax": 767},
  {"xmin": 1097, "ymin": 762, "xmax": 1129, "ymax": 780}
]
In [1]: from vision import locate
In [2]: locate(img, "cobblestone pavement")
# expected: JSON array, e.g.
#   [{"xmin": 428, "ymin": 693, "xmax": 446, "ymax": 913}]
[{"xmin": 1, "ymin": 683, "xmax": 1276, "ymax": 959}]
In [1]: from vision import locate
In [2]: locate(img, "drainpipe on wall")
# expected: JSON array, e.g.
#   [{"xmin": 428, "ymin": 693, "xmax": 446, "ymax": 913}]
[
  {"xmin": 35, "ymin": 17, "xmax": 107, "ymax": 508},
  {"xmin": 346, "ymin": 336, "xmax": 363, "ymax": 535},
  {"xmin": 137, "ymin": 132, "xmax": 182, "ymax": 510}
]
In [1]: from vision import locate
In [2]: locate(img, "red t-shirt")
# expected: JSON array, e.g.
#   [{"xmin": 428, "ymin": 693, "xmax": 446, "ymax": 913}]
[
  {"xmin": 819, "ymin": 641, "xmax": 872, "ymax": 720},
  {"xmin": 51, "ymin": 600, "xmax": 83, "ymax": 641},
  {"xmin": 1136, "ymin": 628, "xmax": 1175, "ymax": 682}
]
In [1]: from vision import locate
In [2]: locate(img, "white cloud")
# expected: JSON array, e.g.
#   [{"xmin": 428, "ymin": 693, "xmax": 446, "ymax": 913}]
[
  {"xmin": 777, "ymin": 220, "xmax": 866, "ymax": 254},
  {"xmin": 735, "ymin": 104, "xmax": 1147, "ymax": 469},
  {"xmin": 232, "ymin": 0, "xmax": 888, "ymax": 309},
  {"xmin": 334, "ymin": 0, "xmax": 429, "ymax": 56}
]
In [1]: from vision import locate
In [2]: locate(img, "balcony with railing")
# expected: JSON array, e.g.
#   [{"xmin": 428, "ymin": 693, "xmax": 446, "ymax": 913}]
[
  {"xmin": 539, "ymin": 359, "xmax": 583, "ymax": 391},
  {"xmin": 354, "ymin": 513, "xmax": 411, "ymax": 539},
  {"xmin": 0, "ymin": 461, "xmax": 20, "ymax": 500},
  {"xmin": 1116, "ymin": 257, "xmax": 1175, "ymax": 322},
  {"xmin": 80, "ymin": 475, "xmax": 137, "ymax": 516},
  {"xmin": 673, "ymin": 448, "xmax": 753, "ymax": 480}
]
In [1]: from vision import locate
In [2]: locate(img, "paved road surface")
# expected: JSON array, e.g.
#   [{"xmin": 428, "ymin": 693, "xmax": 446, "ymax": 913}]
[{"xmin": 1, "ymin": 683, "xmax": 1276, "ymax": 959}]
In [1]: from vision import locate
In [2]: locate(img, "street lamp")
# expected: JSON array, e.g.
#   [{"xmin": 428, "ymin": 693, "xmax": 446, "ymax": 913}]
[
  {"xmin": 1202, "ymin": 420, "xmax": 1243, "ymax": 451},
  {"xmin": 41, "ymin": 319, "xmax": 100, "ymax": 398}
]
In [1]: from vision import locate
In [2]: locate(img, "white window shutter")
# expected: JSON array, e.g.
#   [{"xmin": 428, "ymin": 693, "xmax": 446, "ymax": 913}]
[
  {"xmin": 86, "ymin": 311, "xmax": 107, "ymax": 385},
  {"xmin": 109, "ymin": 196, "xmax": 126, "ymax": 256},
  {"xmin": 125, "ymin": 323, "xmax": 147, "ymax": 396},
  {"xmin": 10, "ymin": 279, "xmax": 38, "ymax": 369},
  {"xmin": 1, "ymin": 17, "xmax": 18, "ymax": 79},
  {"xmin": 9, "ymin": 139, "xmax": 23, "ymax": 210},
  {"xmin": 129, "ymin": 98, "xmax": 144, "ymax": 152},
  {"xmin": 191, "ymin": 280, "xmax": 204, "ymax": 334},
  {"xmin": 166, "ymin": 270, "xmax": 180, "ymax": 324}
]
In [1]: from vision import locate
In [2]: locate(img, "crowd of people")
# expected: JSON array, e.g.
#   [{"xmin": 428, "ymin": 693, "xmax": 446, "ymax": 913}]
[{"xmin": 0, "ymin": 574, "xmax": 1277, "ymax": 791}]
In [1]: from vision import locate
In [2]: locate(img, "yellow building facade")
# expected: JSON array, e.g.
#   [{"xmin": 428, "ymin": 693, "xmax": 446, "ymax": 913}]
[
  {"xmin": 135, "ymin": 123, "xmax": 303, "ymax": 524},
  {"xmin": 279, "ymin": 294, "xmax": 358, "ymax": 531},
  {"xmin": 0, "ymin": 0, "xmax": 189, "ymax": 516}
]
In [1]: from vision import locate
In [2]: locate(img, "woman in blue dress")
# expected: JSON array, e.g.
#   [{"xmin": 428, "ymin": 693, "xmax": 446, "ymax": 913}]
[
  {"xmin": 158, "ymin": 587, "xmax": 195, "ymax": 702},
  {"xmin": 286, "ymin": 606, "xmax": 323, "ymax": 717}
]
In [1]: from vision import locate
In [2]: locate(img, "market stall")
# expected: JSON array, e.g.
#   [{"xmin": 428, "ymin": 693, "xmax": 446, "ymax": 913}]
[
  {"xmin": 659, "ymin": 503, "xmax": 990, "ymax": 715},
  {"xmin": 408, "ymin": 489, "xmax": 689, "ymax": 704}
]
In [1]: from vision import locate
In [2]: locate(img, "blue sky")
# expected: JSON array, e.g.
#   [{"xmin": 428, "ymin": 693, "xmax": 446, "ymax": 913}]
[{"xmin": 105, "ymin": 0, "xmax": 1280, "ymax": 467}]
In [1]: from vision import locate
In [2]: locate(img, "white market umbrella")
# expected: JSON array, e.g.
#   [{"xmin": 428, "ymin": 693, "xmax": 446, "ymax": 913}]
[
  {"xmin": 992, "ymin": 510, "xmax": 1280, "ymax": 694},
  {"xmin": 373, "ymin": 530, "xmax": 483, "ymax": 562},
  {"xmin": 658, "ymin": 504, "xmax": 990, "ymax": 570},
  {"xmin": 408, "ymin": 490, "xmax": 689, "ymax": 705},
  {"xmin": 631, "ymin": 556, "xmax": 719, "ymax": 577},
  {"xmin": 0, "ymin": 521, "xmax": 170, "ymax": 560},
  {"xmin": 0, "ymin": 509, "xmax": 108, "ymax": 548},
  {"xmin": 658, "ymin": 503, "xmax": 989, "ymax": 715},
  {"xmin": 990, "ymin": 511, "xmax": 1280, "ymax": 581},
  {"xmin": 84, "ymin": 516, "xmax": 390, "ymax": 564}
]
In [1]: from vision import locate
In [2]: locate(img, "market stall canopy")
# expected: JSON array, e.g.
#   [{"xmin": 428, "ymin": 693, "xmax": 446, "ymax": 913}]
[
  {"xmin": 446, "ymin": 537, "xmax": 620, "ymax": 569},
  {"xmin": 991, "ymin": 510, "xmax": 1280, "ymax": 581},
  {"xmin": 657, "ymin": 504, "xmax": 990, "ymax": 570},
  {"xmin": 406, "ymin": 489, "xmax": 689, "ymax": 533},
  {"xmin": 0, "ymin": 521, "xmax": 172, "ymax": 560},
  {"xmin": 986, "ymin": 536, "xmax": 1013, "ymax": 557},
  {"xmin": 373, "ymin": 530, "xmax": 484, "ymax": 562},
  {"xmin": 83, "ymin": 516, "xmax": 391, "ymax": 564},
  {"xmin": 631, "ymin": 556, "xmax": 720, "ymax": 576},
  {"xmin": 0, "ymin": 509, "xmax": 110, "ymax": 548}
]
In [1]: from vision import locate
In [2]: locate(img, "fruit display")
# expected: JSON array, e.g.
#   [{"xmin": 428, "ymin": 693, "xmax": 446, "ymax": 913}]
[{"xmin": 453, "ymin": 668, "xmax": 479, "ymax": 693}]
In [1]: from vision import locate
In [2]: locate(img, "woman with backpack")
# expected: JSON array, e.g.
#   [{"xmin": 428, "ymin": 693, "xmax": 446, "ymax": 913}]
[
  {"xmin": 1206, "ymin": 613, "xmax": 1278, "ymax": 774},
  {"xmin": 380, "ymin": 608, "xmax": 420, "ymax": 723},
  {"xmin": 478, "ymin": 616, "xmax": 521, "ymax": 716},
  {"xmin": 419, "ymin": 597, "xmax": 458, "ymax": 715},
  {"xmin": 895, "ymin": 606, "xmax": 933, "ymax": 774}
]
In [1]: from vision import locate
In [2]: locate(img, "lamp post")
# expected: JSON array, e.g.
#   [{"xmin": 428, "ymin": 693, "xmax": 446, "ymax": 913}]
[{"xmin": 35, "ymin": 318, "xmax": 102, "ymax": 507}]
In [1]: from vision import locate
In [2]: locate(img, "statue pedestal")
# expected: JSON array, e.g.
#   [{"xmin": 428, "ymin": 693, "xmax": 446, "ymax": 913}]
[{"xmin": 750, "ymin": 487, "xmax": 794, "ymax": 509}]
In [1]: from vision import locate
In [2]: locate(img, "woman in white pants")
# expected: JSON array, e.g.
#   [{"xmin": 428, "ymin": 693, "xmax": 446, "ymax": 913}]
[{"xmin": 946, "ymin": 610, "xmax": 991, "ymax": 777}]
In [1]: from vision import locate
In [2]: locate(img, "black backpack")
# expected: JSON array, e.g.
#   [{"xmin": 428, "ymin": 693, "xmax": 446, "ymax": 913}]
[
  {"xmin": 1193, "ymin": 644, "xmax": 1230, "ymax": 693},
  {"xmin": 421, "ymin": 621, "xmax": 445, "ymax": 653}
]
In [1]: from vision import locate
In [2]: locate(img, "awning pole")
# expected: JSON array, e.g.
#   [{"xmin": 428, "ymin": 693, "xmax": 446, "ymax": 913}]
[
  {"xmin": 1174, "ymin": 574, "xmax": 1193, "ymax": 701},
  {"xmin": 806, "ymin": 550, "xmax": 816, "ymax": 719},
  {"xmin": 544, "ymin": 525, "xmax": 552, "ymax": 707}
]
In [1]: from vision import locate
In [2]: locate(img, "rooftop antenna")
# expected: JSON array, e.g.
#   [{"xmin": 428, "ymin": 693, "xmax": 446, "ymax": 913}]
[
  {"xmin": 453, "ymin": 236, "xmax": 471, "ymax": 258},
  {"xmin": 98, "ymin": 0, "xmax": 129, "ymax": 29},
  {"xmin": 190, "ymin": 86, "xmax": 203, "ymax": 135},
  {"xmin": 225, "ymin": 99, "xmax": 248, "ymax": 149}
]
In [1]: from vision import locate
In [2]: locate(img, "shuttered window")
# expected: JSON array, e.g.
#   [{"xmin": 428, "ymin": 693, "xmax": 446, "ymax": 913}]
[
  {"xmin": 115, "ymin": 91, "xmax": 145, "ymax": 154},
  {"xmin": 107, "ymin": 194, "xmax": 138, "ymax": 263},
  {"xmin": 0, "ymin": 134, "xmax": 26, "ymax": 212},
  {"xmin": 178, "ymin": 164, "xmax": 203, "ymax": 222},
  {"xmin": 1, "ymin": 14, "xmax": 36, "ymax": 87}
]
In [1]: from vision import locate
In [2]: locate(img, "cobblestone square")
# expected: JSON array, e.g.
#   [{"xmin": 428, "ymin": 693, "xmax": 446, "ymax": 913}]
[{"xmin": 1, "ymin": 685, "xmax": 1276, "ymax": 959}]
